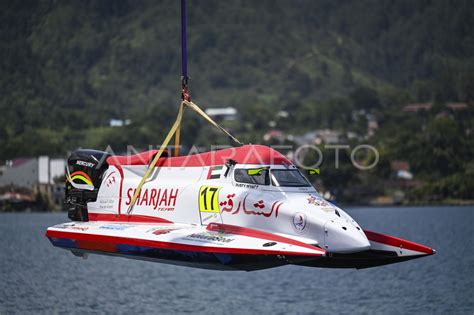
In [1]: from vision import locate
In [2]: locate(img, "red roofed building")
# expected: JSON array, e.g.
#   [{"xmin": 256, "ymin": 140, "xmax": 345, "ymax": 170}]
[
  {"xmin": 390, "ymin": 160, "xmax": 413, "ymax": 180},
  {"xmin": 390, "ymin": 160, "xmax": 410, "ymax": 172},
  {"xmin": 402, "ymin": 103, "xmax": 433, "ymax": 113},
  {"xmin": 446, "ymin": 102, "xmax": 468, "ymax": 111}
]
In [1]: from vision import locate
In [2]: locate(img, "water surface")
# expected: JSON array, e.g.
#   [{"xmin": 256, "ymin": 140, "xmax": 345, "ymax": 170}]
[{"xmin": 0, "ymin": 206, "xmax": 472, "ymax": 314}]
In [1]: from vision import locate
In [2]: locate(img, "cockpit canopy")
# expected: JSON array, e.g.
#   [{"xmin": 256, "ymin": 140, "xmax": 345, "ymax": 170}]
[{"xmin": 234, "ymin": 168, "xmax": 311, "ymax": 187}]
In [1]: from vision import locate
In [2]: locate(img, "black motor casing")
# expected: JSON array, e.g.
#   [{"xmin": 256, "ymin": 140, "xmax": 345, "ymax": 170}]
[{"xmin": 66, "ymin": 149, "xmax": 111, "ymax": 221}]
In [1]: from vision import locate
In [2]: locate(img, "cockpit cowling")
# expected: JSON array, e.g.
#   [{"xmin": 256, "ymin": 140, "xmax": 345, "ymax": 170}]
[
  {"xmin": 272, "ymin": 196, "xmax": 371, "ymax": 253},
  {"xmin": 227, "ymin": 164, "xmax": 370, "ymax": 253}
]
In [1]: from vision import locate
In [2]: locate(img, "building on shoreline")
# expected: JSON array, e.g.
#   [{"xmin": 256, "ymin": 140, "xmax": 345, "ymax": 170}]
[{"xmin": 0, "ymin": 156, "xmax": 65, "ymax": 211}]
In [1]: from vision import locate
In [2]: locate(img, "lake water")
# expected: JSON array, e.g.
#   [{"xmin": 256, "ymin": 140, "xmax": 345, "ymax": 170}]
[{"xmin": 0, "ymin": 206, "xmax": 473, "ymax": 314}]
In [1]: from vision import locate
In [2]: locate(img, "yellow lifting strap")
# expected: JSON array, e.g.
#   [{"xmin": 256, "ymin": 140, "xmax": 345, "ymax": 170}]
[
  {"xmin": 173, "ymin": 103, "xmax": 185, "ymax": 157},
  {"xmin": 127, "ymin": 100, "xmax": 243, "ymax": 214},
  {"xmin": 183, "ymin": 100, "xmax": 243, "ymax": 145}
]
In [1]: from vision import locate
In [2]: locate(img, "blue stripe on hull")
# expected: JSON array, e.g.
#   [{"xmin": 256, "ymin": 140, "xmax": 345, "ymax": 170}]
[{"xmin": 47, "ymin": 236, "xmax": 299, "ymax": 271}]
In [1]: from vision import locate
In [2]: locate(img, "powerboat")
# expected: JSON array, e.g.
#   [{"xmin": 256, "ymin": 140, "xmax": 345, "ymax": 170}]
[{"xmin": 46, "ymin": 145, "xmax": 435, "ymax": 271}]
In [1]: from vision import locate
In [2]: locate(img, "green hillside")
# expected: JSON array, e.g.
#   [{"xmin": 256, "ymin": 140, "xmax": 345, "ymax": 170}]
[{"xmin": 1, "ymin": 0, "xmax": 473, "ymax": 202}]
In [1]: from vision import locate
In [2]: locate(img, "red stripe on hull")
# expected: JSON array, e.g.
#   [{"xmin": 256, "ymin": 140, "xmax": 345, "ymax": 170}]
[
  {"xmin": 45, "ymin": 230, "xmax": 324, "ymax": 257},
  {"xmin": 114, "ymin": 165, "xmax": 124, "ymax": 215},
  {"xmin": 88, "ymin": 213, "xmax": 173, "ymax": 224},
  {"xmin": 206, "ymin": 223, "xmax": 325, "ymax": 254},
  {"xmin": 364, "ymin": 230, "xmax": 434, "ymax": 254}
]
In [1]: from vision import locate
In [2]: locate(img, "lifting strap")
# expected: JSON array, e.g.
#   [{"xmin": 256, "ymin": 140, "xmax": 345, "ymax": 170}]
[
  {"xmin": 126, "ymin": 0, "xmax": 243, "ymax": 213},
  {"xmin": 127, "ymin": 100, "xmax": 243, "ymax": 214},
  {"xmin": 173, "ymin": 103, "xmax": 185, "ymax": 157},
  {"xmin": 183, "ymin": 100, "xmax": 243, "ymax": 145},
  {"xmin": 176, "ymin": 0, "xmax": 190, "ymax": 157}
]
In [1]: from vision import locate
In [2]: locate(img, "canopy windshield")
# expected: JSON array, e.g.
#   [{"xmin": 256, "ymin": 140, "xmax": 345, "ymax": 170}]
[
  {"xmin": 234, "ymin": 168, "xmax": 310, "ymax": 187},
  {"xmin": 270, "ymin": 169, "xmax": 311, "ymax": 187}
]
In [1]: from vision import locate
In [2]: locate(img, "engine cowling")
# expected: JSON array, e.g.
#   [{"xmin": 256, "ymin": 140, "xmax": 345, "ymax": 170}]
[{"xmin": 65, "ymin": 149, "xmax": 110, "ymax": 221}]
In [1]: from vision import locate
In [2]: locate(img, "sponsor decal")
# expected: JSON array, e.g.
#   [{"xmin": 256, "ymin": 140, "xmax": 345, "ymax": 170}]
[
  {"xmin": 104, "ymin": 171, "xmax": 117, "ymax": 187},
  {"xmin": 53, "ymin": 224, "xmax": 72, "ymax": 229},
  {"xmin": 185, "ymin": 232, "xmax": 234, "ymax": 244},
  {"xmin": 263, "ymin": 242, "xmax": 277, "ymax": 247},
  {"xmin": 125, "ymin": 188, "xmax": 179, "ymax": 211},
  {"xmin": 146, "ymin": 227, "xmax": 180, "ymax": 235},
  {"xmin": 307, "ymin": 194, "xmax": 329, "ymax": 207},
  {"xmin": 53, "ymin": 223, "xmax": 90, "ymax": 231},
  {"xmin": 307, "ymin": 194, "xmax": 337, "ymax": 211},
  {"xmin": 199, "ymin": 186, "xmax": 222, "ymax": 213},
  {"xmin": 100, "ymin": 224, "xmax": 131, "ymax": 231},
  {"xmin": 68, "ymin": 225, "xmax": 90, "ymax": 231},
  {"xmin": 98, "ymin": 198, "xmax": 115, "ymax": 210},
  {"xmin": 235, "ymin": 183, "xmax": 258, "ymax": 189},
  {"xmin": 68, "ymin": 171, "xmax": 93, "ymax": 187},
  {"xmin": 292, "ymin": 212, "xmax": 307, "ymax": 234},
  {"xmin": 76, "ymin": 160, "xmax": 95, "ymax": 168},
  {"xmin": 220, "ymin": 193, "xmax": 282, "ymax": 218},
  {"xmin": 201, "ymin": 213, "xmax": 219, "ymax": 223},
  {"xmin": 207, "ymin": 165, "xmax": 224, "ymax": 179}
]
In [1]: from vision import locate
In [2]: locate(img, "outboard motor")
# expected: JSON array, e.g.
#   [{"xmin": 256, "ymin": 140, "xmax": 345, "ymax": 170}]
[{"xmin": 65, "ymin": 149, "xmax": 111, "ymax": 221}]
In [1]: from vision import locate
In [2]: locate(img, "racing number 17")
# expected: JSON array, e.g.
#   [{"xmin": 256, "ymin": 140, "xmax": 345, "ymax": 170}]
[{"xmin": 199, "ymin": 186, "xmax": 221, "ymax": 213}]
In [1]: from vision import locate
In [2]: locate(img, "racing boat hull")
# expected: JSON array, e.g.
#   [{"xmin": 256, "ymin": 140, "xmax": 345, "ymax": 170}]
[
  {"xmin": 294, "ymin": 230, "xmax": 435, "ymax": 269},
  {"xmin": 46, "ymin": 221, "xmax": 433, "ymax": 270},
  {"xmin": 46, "ymin": 221, "xmax": 326, "ymax": 271}
]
